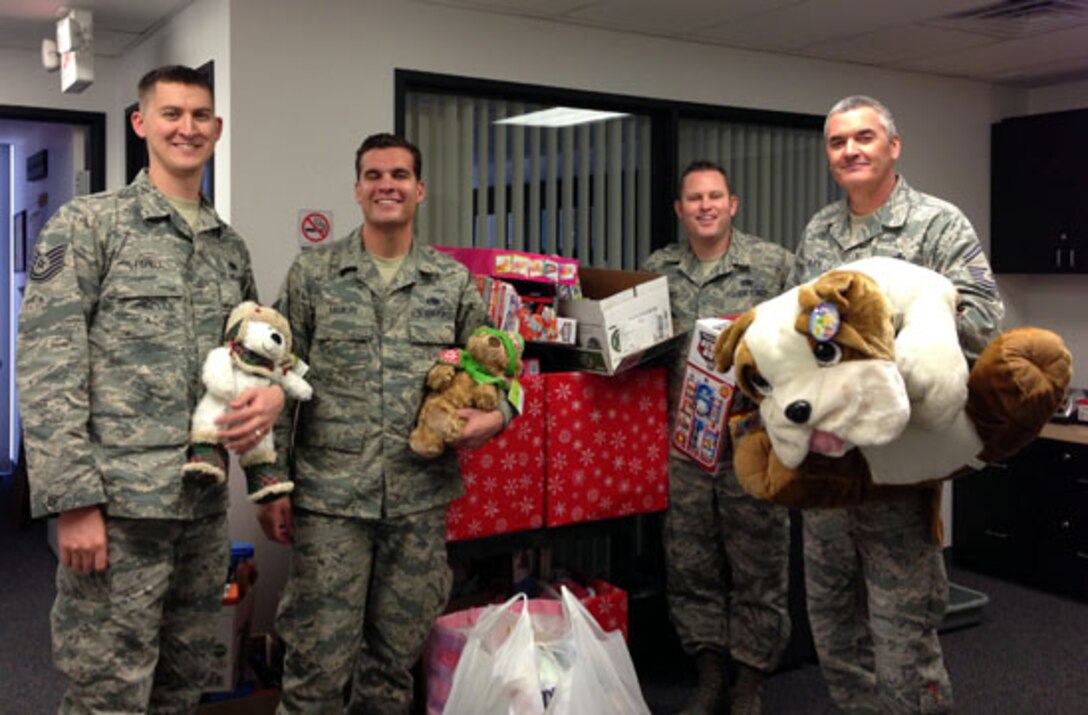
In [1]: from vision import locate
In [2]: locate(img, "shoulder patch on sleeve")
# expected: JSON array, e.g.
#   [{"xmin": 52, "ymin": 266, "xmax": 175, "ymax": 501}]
[{"xmin": 30, "ymin": 244, "xmax": 68, "ymax": 283}]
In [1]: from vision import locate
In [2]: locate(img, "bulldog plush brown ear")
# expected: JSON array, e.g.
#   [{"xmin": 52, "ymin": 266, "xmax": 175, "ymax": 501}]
[
  {"xmin": 796, "ymin": 270, "xmax": 896, "ymax": 361},
  {"xmin": 714, "ymin": 310, "xmax": 755, "ymax": 373},
  {"xmin": 968, "ymin": 326, "xmax": 1072, "ymax": 463}
]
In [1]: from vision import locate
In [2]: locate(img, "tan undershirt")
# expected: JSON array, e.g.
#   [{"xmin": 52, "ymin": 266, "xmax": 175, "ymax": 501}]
[
  {"xmin": 370, "ymin": 252, "xmax": 407, "ymax": 286},
  {"xmin": 165, "ymin": 195, "xmax": 202, "ymax": 231}
]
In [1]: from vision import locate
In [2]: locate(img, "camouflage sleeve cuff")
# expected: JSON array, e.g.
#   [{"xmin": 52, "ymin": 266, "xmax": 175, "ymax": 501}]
[{"xmin": 31, "ymin": 477, "xmax": 107, "ymax": 519}]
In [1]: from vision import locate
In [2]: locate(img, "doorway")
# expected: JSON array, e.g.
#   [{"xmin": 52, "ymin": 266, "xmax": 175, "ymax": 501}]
[{"xmin": 0, "ymin": 106, "xmax": 105, "ymax": 476}]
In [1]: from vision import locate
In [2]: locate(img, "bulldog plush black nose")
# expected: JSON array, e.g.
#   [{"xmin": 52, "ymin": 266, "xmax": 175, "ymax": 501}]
[
  {"xmin": 785, "ymin": 400, "xmax": 811, "ymax": 424},
  {"xmin": 271, "ymin": 333, "xmax": 283, "ymax": 345}
]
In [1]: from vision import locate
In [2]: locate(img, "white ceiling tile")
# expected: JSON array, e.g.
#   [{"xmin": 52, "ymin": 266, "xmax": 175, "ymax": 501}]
[
  {"xmin": 892, "ymin": 24, "xmax": 1088, "ymax": 77},
  {"xmin": 801, "ymin": 24, "xmax": 996, "ymax": 65},
  {"xmin": 692, "ymin": 0, "xmax": 990, "ymax": 50},
  {"xmin": 563, "ymin": 0, "xmax": 800, "ymax": 34},
  {"xmin": 416, "ymin": 0, "xmax": 596, "ymax": 19}
]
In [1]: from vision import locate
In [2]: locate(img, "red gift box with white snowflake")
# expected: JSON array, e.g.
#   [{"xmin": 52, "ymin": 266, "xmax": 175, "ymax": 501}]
[
  {"xmin": 543, "ymin": 369, "xmax": 670, "ymax": 527},
  {"xmin": 447, "ymin": 375, "xmax": 546, "ymax": 541}
]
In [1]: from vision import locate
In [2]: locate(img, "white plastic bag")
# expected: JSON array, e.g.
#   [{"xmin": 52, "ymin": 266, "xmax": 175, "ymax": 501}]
[{"xmin": 441, "ymin": 589, "xmax": 650, "ymax": 715}]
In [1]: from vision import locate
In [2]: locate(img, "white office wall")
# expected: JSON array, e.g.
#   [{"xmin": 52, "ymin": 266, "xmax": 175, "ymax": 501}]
[
  {"xmin": 228, "ymin": 0, "xmax": 1023, "ymax": 301},
  {"xmin": 0, "ymin": 48, "xmax": 119, "ymax": 186},
  {"xmin": 113, "ymin": 0, "xmax": 232, "ymax": 220}
]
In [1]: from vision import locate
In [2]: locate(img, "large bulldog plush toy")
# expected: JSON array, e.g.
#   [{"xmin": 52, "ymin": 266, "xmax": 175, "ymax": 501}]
[{"xmin": 713, "ymin": 257, "xmax": 1072, "ymax": 518}]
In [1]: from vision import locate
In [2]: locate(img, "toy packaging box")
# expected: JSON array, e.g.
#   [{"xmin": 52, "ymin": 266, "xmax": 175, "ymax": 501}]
[
  {"xmin": 673, "ymin": 316, "xmax": 738, "ymax": 472},
  {"xmin": 435, "ymin": 246, "xmax": 579, "ymax": 288},
  {"xmin": 447, "ymin": 375, "xmax": 546, "ymax": 541},
  {"xmin": 543, "ymin": 369, "xmax": 669, "ymax": 527},
  {"xmin": 443, "ymin": 247, "xmax": 580, "ymax": 346}
]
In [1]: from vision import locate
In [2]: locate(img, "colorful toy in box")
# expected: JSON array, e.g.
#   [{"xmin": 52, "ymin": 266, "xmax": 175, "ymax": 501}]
[
  {"xmin": 472, "ymin": 275, "xmax": 522, "ymax": 334},
  {"xmin": 673, "ymin": 317, "xmax": 739, "ymax": 471},
  {"xmin": 517, "ymin": 298, "xmax": 577, "ymax": 345},
  {"xmin": 435, "ymin": 246, "xmax": 579, "ymax": 287}
]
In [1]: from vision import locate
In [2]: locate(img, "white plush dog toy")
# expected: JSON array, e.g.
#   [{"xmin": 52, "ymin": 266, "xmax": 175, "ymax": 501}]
[
  {"xmin": 718, "ymin": 256, "xmax": 977, "ymax": 486},
  {"xmin": 183, "ymin": 301, "xmax": 312, "ymax": 501}
]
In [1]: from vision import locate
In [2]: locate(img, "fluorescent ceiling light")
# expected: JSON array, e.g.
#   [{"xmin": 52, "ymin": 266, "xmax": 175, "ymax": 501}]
[{"xmin": 495, "ymin": 107, "xmax": 629, "ymax": 128}]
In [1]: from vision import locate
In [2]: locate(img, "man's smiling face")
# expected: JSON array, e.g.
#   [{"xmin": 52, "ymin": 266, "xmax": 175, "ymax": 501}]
[
  {"xmin": 825, "ymin": 106, "xmax": 900, "ymax": 196},
  {"xmin": 131, "ymin": 81, "xmax": 221, "ymax": 182},
  {"xmin": 355, "ymin": 146, "xmax": 425, "ymax": 229},
  {"xmin": 675, "ymin": 169, "xmax": 738, "ymax": 251}
]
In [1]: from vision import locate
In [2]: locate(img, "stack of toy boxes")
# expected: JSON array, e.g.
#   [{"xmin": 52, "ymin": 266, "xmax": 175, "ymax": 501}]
[
  {"xmin": 435, "ymin": 246, "xmax": 578, "ymax": 345},
  {"xmin": 437, "ymin": 248, "xmax": 676, "ymax": 539}
]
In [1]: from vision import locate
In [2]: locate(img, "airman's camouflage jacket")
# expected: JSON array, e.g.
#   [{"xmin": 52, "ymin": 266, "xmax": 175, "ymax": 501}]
[
  {"xmin": 17, "ymin": 170, "xmax": 257, "ymax": 519},
  {"xmin": 270, "ymin": 231, "xmax": 498, "ymax": 519},
  {"xmin": 643, "ymin": 229, "xmax": 793, "ymax": 468},
  {"xmin": 790, "ymin": 176, "xmax": 1004, "ymax": 358}
]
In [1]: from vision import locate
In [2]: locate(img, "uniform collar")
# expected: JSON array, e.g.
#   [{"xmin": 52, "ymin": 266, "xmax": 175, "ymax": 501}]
[
  {"xmin": 338, "ymin": 229, "xmax": 444, "ymax": 290},
  {"xmin": 675, "ymin": 228, "xmax": 756, "ymax": 282},
  {"xmin": 133, "ymin": 168, "xmax": 223, "ymax": 235},
  {"xmin": 825, "ymin": 175, "xmax": 913, "ymax": 250}
]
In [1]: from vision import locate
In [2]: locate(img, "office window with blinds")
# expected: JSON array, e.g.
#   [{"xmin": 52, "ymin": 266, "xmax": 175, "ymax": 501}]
[
  {"xmin": 677, "ymin": 118, "xmax": 840, "ymax": 252},
  {"xmin": 404, "ymin": 91, "xmax": 653, "ymax": 270}
]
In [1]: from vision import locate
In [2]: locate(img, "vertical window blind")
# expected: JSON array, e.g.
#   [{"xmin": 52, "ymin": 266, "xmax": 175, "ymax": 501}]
[
  {"xmin": 677, "ymin": 118, "xmax": 839, "ymax": 252},
  {"xmin": 405, "ymin": 91, "xmax": 653, "ymax": 270}
]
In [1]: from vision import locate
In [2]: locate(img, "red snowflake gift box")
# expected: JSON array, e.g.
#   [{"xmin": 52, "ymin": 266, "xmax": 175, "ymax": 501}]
[
  {"xmin": 544, "ymin": 369, "xmax": 669, "ymax": 527},
  {"xmin": 447, "ymin": 374, "xmax": 546, "ymax": 541}
]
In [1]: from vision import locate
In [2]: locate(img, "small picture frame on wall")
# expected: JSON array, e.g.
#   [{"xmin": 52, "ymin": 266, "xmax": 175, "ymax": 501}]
[{"xmin": 14, "ymin": 209, "xmax": 27, "ymax": 273}]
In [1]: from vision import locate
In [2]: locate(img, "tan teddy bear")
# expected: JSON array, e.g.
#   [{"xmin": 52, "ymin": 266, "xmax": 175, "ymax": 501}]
[{"xmin": 409, "ymin": 327, "xmax": 523, "ymax": 458}]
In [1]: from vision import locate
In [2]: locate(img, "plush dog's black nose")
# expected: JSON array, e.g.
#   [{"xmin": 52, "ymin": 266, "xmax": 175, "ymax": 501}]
[
  {"xmin": 785, "ymin": 401, "xmax": 811, "ymax": 424},
  {"xmin": 271, "ymin": 333, "xmax": 283, "ymax": 345}
]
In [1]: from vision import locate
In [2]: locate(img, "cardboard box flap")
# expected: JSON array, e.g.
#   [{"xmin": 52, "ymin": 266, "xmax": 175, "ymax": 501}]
[{"xmin": 576, "ymin": 266, "xmax": 661, "ymax": 300}]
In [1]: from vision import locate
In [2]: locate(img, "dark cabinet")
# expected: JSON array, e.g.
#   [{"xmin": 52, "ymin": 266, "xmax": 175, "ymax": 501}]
[
  {"xmin": 954, "ymin": 437, "xmax": 1088, "ymax": 601},
  {"xmin": 991, "ymin": 109, "xmax": 1088, "ymax": 274}
]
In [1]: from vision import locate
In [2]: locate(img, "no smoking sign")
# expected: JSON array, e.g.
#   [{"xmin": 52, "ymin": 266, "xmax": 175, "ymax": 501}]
[{"xmin": 298, "ymin": 209, "xmax": 333, "ymax": 248}]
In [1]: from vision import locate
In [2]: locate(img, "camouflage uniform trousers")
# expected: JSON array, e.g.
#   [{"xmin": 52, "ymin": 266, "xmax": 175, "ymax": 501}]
[
  {"xmin": 804, "ymin": 490, "xmax": 952, "ymax": 714},
  {"xmin": 52, "ymin": 513, "xmax": 228, "ymax": 714},
  {"xmin": 275, "ymin": 506, "xmax": 452, "ymax": 715},
  {"xmin": 664, "ymin": 456, "xmax": 791, "ymax": 670}
]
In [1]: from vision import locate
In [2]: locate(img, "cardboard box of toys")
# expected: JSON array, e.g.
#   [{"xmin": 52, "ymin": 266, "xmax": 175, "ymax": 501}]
[
  {"xmin": 672, "ymin": 317, "xmax": 738, "ymax": 471},
  {"xmin": 554, "ymin": 267, "xmax": 679, "ymax": 375}
]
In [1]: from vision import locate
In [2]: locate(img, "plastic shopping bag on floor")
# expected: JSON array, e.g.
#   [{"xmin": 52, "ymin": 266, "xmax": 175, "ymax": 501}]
[
  {"xmin": 441, "ymin": 589, "xmax": 650, "ymax": 715},
  {"xmin": 545, "ymin": 588, "xmax": 649, "ymax": 715}
]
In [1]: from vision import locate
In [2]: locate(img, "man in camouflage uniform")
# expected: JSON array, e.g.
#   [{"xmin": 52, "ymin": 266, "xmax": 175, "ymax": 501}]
[
  {"xmin": 642, "ymin": 161, "xmax": 793, "ymax": 715},
  {"xmin": 792, "ymin": 96, "xmax": 1004, "ymax": 714},
  {"xmin": 16, "ymin": 66, "xmax": 284, "ymax": 714},
  {"xmin": 257, "ymin": 133, "xmax": 510, "ymax": 714}
]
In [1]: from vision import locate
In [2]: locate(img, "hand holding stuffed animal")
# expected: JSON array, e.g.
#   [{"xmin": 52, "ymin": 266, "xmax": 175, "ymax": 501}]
[
  {"xmin": 409, "ymin": 327, "xmax": 523, "ymax": 458},
  {"xmin": 184, "ymin": 302, "xmax": 312, "ymax": 502},
  {"xmin": 713, "ymin": 257, "xmax": 1072, "ymax": 514}
]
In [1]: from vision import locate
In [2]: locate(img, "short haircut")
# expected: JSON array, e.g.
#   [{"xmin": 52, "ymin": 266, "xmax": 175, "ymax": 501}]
[
  {"xmin": 678, "ymin": 160, "xmax": 732, "ymax": 198},
  {"xmin": 355, "ymin": 133, "xmax": 423, "ymax": 181},
  {"xmin": 137, "ymin": 65, "xmax": 213, "ymax": 108},
  {"xmin": 825, "ymin": 95, "xmax": 899, "ymax": 140}
]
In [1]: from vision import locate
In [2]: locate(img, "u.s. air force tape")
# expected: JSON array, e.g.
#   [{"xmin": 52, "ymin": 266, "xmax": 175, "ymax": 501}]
[{"xmin": 30, "ymin": 244, "xmax": 67, "ymax": 283}]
